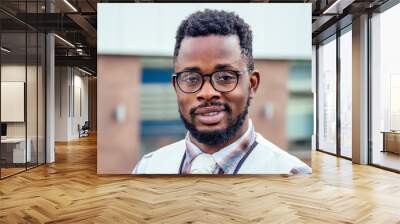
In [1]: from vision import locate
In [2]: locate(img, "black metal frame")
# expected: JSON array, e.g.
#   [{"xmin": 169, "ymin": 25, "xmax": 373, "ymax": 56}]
[
  {"xmin": 315, "ymin": 44, "xmax": 319, "ymax": 151},
  {"xmin": 367, "ymin": 11, "xmax": 373, "ymax": 166},
  {"xmin": 44, "ymin": 0, "xmax": 47, "ymax": 166},
  {"xmin": 336, "ymin": 22, "xmax": 341, "ymax": 158},
  {"xmin": 315, "ymin": 19, "xmax": 353, "ymax": 162},
  {"xmin": 0, "ymin": 18, "xmax": 2, "ymax": 179},
  {"xmin": 0, "ymin": 0, "xmax": 47, "ymax": 180},
  {"xmin": 173, "ymin": 70, "xmax": 243, "ymax": 94}
]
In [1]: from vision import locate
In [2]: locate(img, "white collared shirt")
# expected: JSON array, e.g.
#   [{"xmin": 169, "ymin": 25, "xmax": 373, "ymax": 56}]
[
  {"xmin": 133, "ymin": 121, "xmax": 312, "ymax": 175},
  {"xmin": 180, "ymin": 120, "xmax": 256, "ymax": 174}
]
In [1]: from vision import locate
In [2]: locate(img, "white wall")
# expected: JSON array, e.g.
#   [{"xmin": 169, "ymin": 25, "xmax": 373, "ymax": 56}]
[
  {"xmin": 98, "ymin": 3, "xmax": 311, "ymax": 60},
  {"xmin": 1, "ymin": 63, "xmax": 46, "ymax": 164},
  {"xmin": 1, "ymin": 65, "xmax": 26, "ymax": 126},
  {"xmin": 1, "ymin": 65, "xmax": 36, "ymax": 138},
  {"xmin": 55, "ymin": 67, "xmax": 69, "ymax": 141},
  {"xmin": 1, "ymin": 82, "xmax": 24, "ymax": 122},
  {"xmin": 72, "ymin": 73, "xmax": 89, "ymax": 138},
  {"xmin": 55, "ymin": 67, "xmax": 89, "ymax": 141}
]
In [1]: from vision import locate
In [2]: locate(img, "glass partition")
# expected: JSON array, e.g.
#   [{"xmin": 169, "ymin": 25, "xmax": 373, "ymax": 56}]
[
  {"xmin": 38, "ymin": 32, "xmax": 45, "ymax": 165},
  {"xmin": 339, "ymin": 28, "xmax": 352, "ymax": 158},
  {"xmin": 27, "ymin": 30, "xmax": 38, "ymax": 169},
  {"xmin": 371, "ymin": 4, "xmax": 400, "ymax": 171},
  {"xmin": 317, "ymin": 36, "xmax": 337, "ymax": 155},
  {"xmin": 0, "ymin": 1, "xmax": 46, "ymax": 179},
  {"xmin": 1, "ymin": 30, "xmax": 28, "ymax": 177}
]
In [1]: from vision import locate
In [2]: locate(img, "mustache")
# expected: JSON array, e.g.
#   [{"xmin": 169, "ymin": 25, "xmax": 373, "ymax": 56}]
[{"xmin": 189, "ymin": 102, "xmax": 232, "ymax": 118}]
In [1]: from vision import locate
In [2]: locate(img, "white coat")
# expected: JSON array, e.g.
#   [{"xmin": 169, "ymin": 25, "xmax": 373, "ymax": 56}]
[{"xmin": 133, "ymin": 133, "xmax": 312, "ymax": 175}]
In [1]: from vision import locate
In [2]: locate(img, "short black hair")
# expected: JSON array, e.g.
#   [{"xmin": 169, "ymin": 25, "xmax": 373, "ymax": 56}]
[{"xmin": 173, "ymin": 9, "xmax": 254, "ymax": 71}]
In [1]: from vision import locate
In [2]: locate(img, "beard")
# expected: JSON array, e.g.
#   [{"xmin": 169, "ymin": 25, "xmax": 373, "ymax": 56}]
[{"xmin": 179, "ymin": 98, "xmax": 250, "ymax": 146}]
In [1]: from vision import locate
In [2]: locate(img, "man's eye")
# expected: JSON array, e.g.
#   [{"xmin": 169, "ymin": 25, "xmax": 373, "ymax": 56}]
[
  {"xmin": 215, "ymin": 74, "xmax": 235, "ymax": 82},
  {"xmin": 183, "ymin": 76, "xmax": 200, "ymax": 83},
  {"xmin": 222, "ymin": 75, "xmax": 234, "ymax": 80}
]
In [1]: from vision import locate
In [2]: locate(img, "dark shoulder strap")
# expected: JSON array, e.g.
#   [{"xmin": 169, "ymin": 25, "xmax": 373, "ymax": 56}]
[
  {"xmin": 178, "ymin": 152, "xmax": 186, "ymax": 174},
  {"xmin": 233, "ymin": 141, "xmax": 258, "ymax": 174}
]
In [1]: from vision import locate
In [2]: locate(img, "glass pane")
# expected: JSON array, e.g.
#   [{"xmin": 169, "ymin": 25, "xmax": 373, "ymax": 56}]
[
  {"xmin": 139, "ymin": 64, "xmax": 185, "ymax": 157},
  {"xmin": 1, "ymin": 30, "xmax": 27, "ymax": 177},
  {"xmin": 339, "ymin": 29, "xmax": 352, "ymax": 158},
  {"xmin": 371, "ymin": 5, "xmax": 400, "ymax": 171},
  {"xmin": 317, "ymin": 37, "xmax": 337, "ymax": 154},
  {"xmin": 27, "ymin": 31, "xmax": 38, "ymax": 169},
  {"xmin": 38, "ymin": 33, "xmax": 45, "ymax": 165},
  {"xmin": 287, "ymin": 61, "xmax": 313, "ymax": 164}
]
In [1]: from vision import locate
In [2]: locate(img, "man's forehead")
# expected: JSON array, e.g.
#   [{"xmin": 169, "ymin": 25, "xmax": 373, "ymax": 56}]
[
  {"xmin": 179, "ymin": 34, "xmax": 240, "ymax": 54},
  {"xmin": 175, "ymin": 35, "xmax": 244, "ymax": 70}
]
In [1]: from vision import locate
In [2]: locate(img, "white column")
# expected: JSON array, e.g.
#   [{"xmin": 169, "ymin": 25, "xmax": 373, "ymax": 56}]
[
  {"xmin": 45, "ymin": 0, "xmax": 55, "ymax": 163},
  {"xmin": 46, "ymin": 32, "xmax": 55, "ymax": 163},
  {"xmin": 352, "ymin": 14, "xmax": 369, "ymax": 164}
]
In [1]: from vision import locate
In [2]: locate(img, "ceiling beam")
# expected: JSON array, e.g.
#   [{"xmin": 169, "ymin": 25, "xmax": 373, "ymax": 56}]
[
  {"xmin": 55, "ymin": 55, "xmax": 96, "ymax": 70},
  {"xmin": 67, "ymin": 13, "xmax": 97, "ymax": 46},
  {"xmin": 322, "ymin": 0, "xmax": 356, "ymax": 15}
]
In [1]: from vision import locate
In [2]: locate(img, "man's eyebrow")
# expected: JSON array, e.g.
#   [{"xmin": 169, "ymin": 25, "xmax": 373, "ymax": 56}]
[
  {"xmin": 214, "ymin": 64, "xmax": 234, "ymax": 70},
  {"xmin": 181, "ymin": 66, "xmax": 201, "ymax": 72},
  {"xmin": 180, "ymin": 64, "xmax": 236, "ymax": 72}
]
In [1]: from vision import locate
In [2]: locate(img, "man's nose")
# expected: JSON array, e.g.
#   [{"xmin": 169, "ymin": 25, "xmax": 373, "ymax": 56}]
[{"xmin": 196, "ymin": 77, "xmax": 221, "ymax": 102}]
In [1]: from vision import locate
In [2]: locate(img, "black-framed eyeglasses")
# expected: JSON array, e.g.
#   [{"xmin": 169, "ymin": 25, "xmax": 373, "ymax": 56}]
[{"xmin": 173, "ymin": 70, "xmax": 244, "ymax": 93}]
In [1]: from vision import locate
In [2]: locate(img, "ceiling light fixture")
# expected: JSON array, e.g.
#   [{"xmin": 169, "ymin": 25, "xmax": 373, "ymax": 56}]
[
  {"xmin": 63, "ymin": 0, "xmax": 78, "ymax": 12},
  {"xmin": 54, "ymin": 34, "xmax": 75, "ymax": 48},
  {"xmin": 78, "ymin": 67, "xmax": 93, "ymax": 76},
  {"xmin": 1, "ymin": 47, "xmax": 11, "ymax": 53},
  {"xmin": 323, "ymin": 0, "xmax": 355, "ymax": 15}
]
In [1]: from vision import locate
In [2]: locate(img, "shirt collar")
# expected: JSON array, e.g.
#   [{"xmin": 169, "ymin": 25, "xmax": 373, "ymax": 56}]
[{"xmin": 184, "ymin": 119, "xmax": 256, "ymax": 174}]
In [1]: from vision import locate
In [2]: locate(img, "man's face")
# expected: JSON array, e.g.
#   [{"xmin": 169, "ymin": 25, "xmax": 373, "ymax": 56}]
[{"xmin": 173, "ymin": 34, "xmax": 258, "ymax": 145}]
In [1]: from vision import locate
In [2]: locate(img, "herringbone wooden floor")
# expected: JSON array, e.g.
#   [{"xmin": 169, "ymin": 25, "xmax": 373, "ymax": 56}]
[{"xmin": 1, "ymin": 135, "xmax": 400, "ymax": 224}]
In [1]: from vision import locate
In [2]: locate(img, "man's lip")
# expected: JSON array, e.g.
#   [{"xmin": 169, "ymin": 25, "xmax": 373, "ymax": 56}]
[
  {"xmin": 195, "ymin": 110, "xmax": 226, "ymax": 125},
  {"xmin": 194, "ymin": 106, "xmax": 226, "ymax": 115}
]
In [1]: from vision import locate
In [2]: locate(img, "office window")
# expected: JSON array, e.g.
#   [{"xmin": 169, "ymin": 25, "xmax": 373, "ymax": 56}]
[
  {"xmin": 339, "ymin": 29, "xmax": 352, "ymax": 158},
  {"xmin": 371, "ymin": 3, "xmax": 400, "ymax": 171},
  {"xmin": 139, "ymin": 60, "xmax": 186, "ymax": 157},
  {"xmin": 287, "ymin": 61, "xmax": 313, "ymax": 163},
  {"xmin": 317, "ymin": 37, "xmax": 337, "ymax": 154}
]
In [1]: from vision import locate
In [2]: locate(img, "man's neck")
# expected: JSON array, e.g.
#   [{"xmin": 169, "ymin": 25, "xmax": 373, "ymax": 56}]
[{"xmin": 190, "ymin": 119, "xmax": 249, "ymax": 154}]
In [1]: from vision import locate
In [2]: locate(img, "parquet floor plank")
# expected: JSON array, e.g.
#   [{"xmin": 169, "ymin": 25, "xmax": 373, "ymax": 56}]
[{"xmin": 1, "ymin": 135, "xmax": 400, "ymax": 223}]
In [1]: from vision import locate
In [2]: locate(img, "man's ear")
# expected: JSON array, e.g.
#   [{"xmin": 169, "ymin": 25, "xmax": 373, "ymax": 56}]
[
  {"xmin": 172, "ymin": 75, "xmax": 178, "ymax": 93},
  {"xmin": 249, "ymin": 70, "xmax": 260, "ymax": 99}
]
